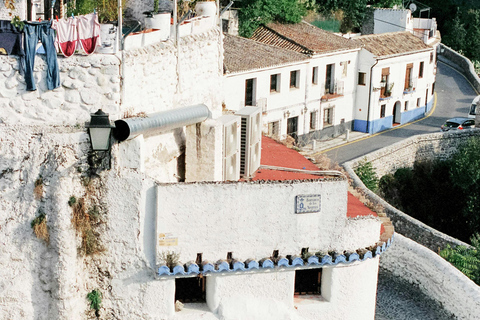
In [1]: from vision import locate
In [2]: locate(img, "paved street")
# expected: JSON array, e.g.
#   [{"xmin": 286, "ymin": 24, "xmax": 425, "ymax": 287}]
[{"xmin": 321, "ymin": 59, "xmax": 479, "ymax": 164}]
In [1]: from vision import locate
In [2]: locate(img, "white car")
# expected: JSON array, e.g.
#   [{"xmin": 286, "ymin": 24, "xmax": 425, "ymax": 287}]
[{"xmin": 468, "ymin": 95, "xmax": 480, "ymax": 119}]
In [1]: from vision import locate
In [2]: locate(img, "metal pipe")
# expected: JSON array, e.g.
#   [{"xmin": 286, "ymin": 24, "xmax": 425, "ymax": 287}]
[
  {"xmin": 220, "ymin": 1, "xmax": 234, "ymax": 16},
  {"xmin": 113, "ymin": 104, "xmax": 211, "ymax": 141}
]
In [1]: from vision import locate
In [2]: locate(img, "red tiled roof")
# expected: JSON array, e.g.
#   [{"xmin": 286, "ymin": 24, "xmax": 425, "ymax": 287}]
[
  {"xmin": 254, "ymin": 136, "xmax": 378, "ymax": 220},
  {"xmin": 251, "ymin": 22, "xmax": 361, "ymax": 55}
]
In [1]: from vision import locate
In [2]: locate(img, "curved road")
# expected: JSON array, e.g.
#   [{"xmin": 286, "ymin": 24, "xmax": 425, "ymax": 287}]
[{"xmin": 324, "ymin": 59, "xmax": 479, "ymax": 164}]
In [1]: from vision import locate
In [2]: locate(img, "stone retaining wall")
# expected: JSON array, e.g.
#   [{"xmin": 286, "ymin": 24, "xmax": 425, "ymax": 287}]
[
  {"xmin": 439, "ymin": 43, "xmax": 480, "ymax": 93},
  {"xmin": 344, "ymin": 130, "xmax": 480, "ymax": 251}
]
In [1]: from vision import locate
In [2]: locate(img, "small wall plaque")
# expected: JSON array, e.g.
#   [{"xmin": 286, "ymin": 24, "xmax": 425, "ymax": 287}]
[{"xmin": 295, "ymin": 194, "xmax": 321, "ymax": 214}]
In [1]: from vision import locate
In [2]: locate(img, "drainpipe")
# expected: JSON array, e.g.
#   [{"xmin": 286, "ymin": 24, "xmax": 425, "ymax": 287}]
[
  {"xmin": 113, "ymin": 104, "xmax": 211, "ymax": 141},
  {"xmin": 366, "ymin": 59, "xmax": 379, "ymax": 134}
]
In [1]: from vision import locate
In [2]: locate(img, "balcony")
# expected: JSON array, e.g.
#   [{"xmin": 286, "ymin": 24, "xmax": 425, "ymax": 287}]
[{"xmin": 321, "ymin": 80, "xmax": 344, "ymax": 101}]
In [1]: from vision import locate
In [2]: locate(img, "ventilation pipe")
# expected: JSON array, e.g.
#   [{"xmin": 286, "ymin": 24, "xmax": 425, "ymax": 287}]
[{"xmin": 113, "ymin": 104, "xmax": 211, "ymax": 141}]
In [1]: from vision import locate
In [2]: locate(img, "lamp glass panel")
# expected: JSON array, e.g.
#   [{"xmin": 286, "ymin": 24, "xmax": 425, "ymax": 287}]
[{"xmin": 89, "ymin": 128, "xmax": 111, "ymax": 151}]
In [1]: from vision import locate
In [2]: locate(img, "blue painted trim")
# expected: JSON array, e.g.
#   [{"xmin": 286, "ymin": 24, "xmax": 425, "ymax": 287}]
[
  {"xmin": 216, "ymin": 261, "xmax": 229, "ymax": 272},
  {"xmin": 347, "ymin": 253, "xmax": 360, "ymax": 263},
  {"xmin": 158, "ymin": 265, "xmax": 171, "ymax": 276},
  {"xmin": 156, "ymin": 235, "xmax": 396, "ymax": 277},
  {"xmin": 291, "ymin": 257, "xmax": 304, "ymax": 267},
  {"xmin": 246, "ymin": 260, "xmax": 259, "ymax": 270},
  {"xmin": 203, "ymin": 263, "xmax": 215, "ymax": 273},
  {"xmin": 260, "ymin": 259, "xmax": 274, "ymax": 268},
  {"xmin": 307, "ymin": 256, "xmax": 320, "ymax": 265},
  {"xmin": 333, "ymin": 254, "xmax": 347, "ymax": 264},
  {"xmin": 320, "ymin": 255, "xmax": 333, "ymax": 265},
  {"xmin": 186, "ymin": 263, "xmax": 200, "ymax": 274},
  {"xmin": 353, "ymin": 119, "xmax": 368, "ymax": 133},
  {"xmin": 277, "ymin": 257, "xmax": 289, "ymax": 267},
  {"xmin": 233, "ymin": 260, "xmax": 246, "ymax": 271}
]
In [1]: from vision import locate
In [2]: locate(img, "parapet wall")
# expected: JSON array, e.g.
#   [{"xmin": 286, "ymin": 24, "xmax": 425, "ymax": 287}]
[
  {"xmin": 344, "ymin": 130, "xmax": 480, "ymax": 251},
  {"xmin": 343, "ymin": 130, "xmax": 480, "ymax": 319},
  {"xmin": 440, "ymin": 43, "xmax": 480, "ymax": 93},
  {"xmin": 0, "ymin": 28, "xmax": 223, "ymax": 126}
]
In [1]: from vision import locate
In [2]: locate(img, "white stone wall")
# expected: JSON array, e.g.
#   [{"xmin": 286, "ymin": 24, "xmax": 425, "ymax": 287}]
[
  {"xmin": 122, "ymin": 29, "xmax": 223, "ymax": 120},
  {"xmin": 0, "ymin": 0, "xmax": 26, "ymax": 20},
  {"xmin": 156, "ymin": 180, "xmax": 381, "ymax": 263},
  {"xmin": 381, "ymin": 234, "xmax": 480, "ymax": 319},
  {"xmin": 0, "ymin": 54, "xmax": 121, "ymax": 125}
]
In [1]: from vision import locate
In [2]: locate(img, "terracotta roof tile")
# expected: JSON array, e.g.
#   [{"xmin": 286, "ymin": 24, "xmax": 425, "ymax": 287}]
[
  {"xmin": 223, "ymin": 33, "xmax": 308, "ymax": 74},
  {"xmin": 354, "ymin": 31, "xmax": 432, "ymax": 58},
  {"xmin": 251, "ymin": 22, "xmax": 361, "ymax": 55}
]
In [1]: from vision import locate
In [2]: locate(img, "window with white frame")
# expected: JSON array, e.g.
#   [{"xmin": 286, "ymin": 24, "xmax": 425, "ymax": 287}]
[
  {"xmin": 380, "ymin": 104, "xmax": 386, "ymax": 118},
  {"xmin": 323, "ymin": 107, "xmax": 333, "ymax": 126},
  {"xmin": 290, "ymin": 70, "xmax": 300, "ymax": 88},
  {"xmin": 175, "ymin": 277, "xmax": 206, "ymax": 303},
  {"xmin": 417, "ymin": 97, "xmax": 421, "ymax": 107},
  {"xmin": 404, "ymin": 100, "xmax": 409, "ymax": 111},
  {"xmin": 270, "ymin": 74, "xmax": 280, "ymax": 93},
  {"xmin": 310, "ymin": 111, "xmax": 317, "ymax": 130},
  {"xmin": 419, "ymin": 61, "xmax": 424, "ymax": 79},
  {"xmin": 312, "ymin": 67, "xmax": 318, "ymax": 85}
]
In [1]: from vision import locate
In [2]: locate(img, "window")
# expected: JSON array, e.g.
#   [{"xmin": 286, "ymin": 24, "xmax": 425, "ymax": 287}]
[
  {"xmin": 270, "ymin": 74, "xmax": 280, "ymax": 93},
  {"xmin": 417, "ymin": 97, "xmax": 421, "ymax": 107},
  {"xmin": 325, "ymin": 64, "xmax": 334, "ymax": 94},
  {"xmin": 268, "ymin": 121, "xmax": 279, "ymax": 137},
  {"xmin": 222, "ymin": 19, "xmax": 229, "ymax": 33},
  {"xmin": 358, "ymin": 72, "xmax": 366, "ymax": 85},
  {"xmin": 341, "ymin": 61, "xmax": 348, "ymax": 78},
  {"xmin": 405, "ymin": 63, "xmax": 413, "ymax": 90},
  {"xmin": 419, "ymin": 61, "xmax": 424, "ymax": 78},
  {"xmin": 380, "ymin": 104, "xmax": 386, "ymax": 118},
  {"xmin": 175, "ymin": 277, "xmax": 206, "ymax": 303},
  {"xmin": 323, "ymin": 107, "xmax": 333, "ymax": 126},
  {"xmin": 295, "ymin": 269, "xmax": 322, "ymax": 295},
  {"xmin": 312, "ymin": 67, "xmax": 318, "ymax": 85},
  {"xmin": 245, "ymin": 78, "xmax": 255, "ymax": 106},
  {"xmin": 432, "ymin": 82, "xmax": 435, "ymax": 94},
  {"xmin": 290, "ymin": 70, "xmax": 299, "ymax": 88},
  {"xmin": 430, "ymin": 52, "xmax": 434, "ymax": 63},
  {"xmin": 380, "ymin": 68, "xmax": 390, "ymax": 98},
  {"xmin": 310, "ymin": 111, "xmax": 317, "ymax": 130},
  {"xmin": 404, "ymin": 101, "xmax": 408, "ymax": 111}
]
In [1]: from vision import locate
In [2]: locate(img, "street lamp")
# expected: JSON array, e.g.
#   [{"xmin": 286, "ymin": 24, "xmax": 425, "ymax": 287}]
[{"xmin": 86, "ymin": 109, "xmax": 115, "ymax": 151}]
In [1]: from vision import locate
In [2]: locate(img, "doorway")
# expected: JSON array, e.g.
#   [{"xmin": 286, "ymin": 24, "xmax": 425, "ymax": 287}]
[
  {"xmin": 287, "ymin": 116, "xmax": 298, "ymax": 142},
  {"xmin": 393, "ymin": 101, "xmax": 401, "ymax": 125}
]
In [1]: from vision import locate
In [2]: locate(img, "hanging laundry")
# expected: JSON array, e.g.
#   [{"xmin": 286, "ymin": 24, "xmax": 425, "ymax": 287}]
[
  {"xmin": 0, "ymin": 20, "xmax": 25, "ymax": 56},
  {"xmin": 51, "ymin": 16, "xmax": 77, "ymax": 57},
  {"xmin": 23, "ymin": 21, "xmax": 60, "ymax": 91},
  {"xmin": 77, "ymin": 13, "xmax": 101, "ymax": 55}
]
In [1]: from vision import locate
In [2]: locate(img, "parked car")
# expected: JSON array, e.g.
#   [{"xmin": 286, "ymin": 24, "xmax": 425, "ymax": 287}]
[
  {"xmin": 441, "ymin": 117, "xmax": 476, "ymax": 131},
  {"xmin": 468, "ymin": 95, "xmax": 480, "ymax": 119}
]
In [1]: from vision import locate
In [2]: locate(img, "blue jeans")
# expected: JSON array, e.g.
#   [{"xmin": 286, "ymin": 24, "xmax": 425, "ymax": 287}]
[{"xmin": 23, "ymin": 21, "xmax": 60, "ymax": 91}]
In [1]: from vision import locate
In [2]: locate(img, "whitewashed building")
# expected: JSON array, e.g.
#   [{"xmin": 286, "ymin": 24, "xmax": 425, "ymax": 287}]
[
  {"xmin": 353, "ymin": 31, "xmax": 436, "ymax": 133},
  {"xmin": 224, "ymin": 22, "xmax": 362, "ymax": 145},
  {"xmin": 0, "ymin": 2, "xmax": 391, "ymax": 320}
]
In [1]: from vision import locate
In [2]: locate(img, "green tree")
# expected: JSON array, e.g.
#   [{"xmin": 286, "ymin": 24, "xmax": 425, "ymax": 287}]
[
  {"xmin": 238, "ymin": 0, "xmax": 307, "ymax": 37},
  {"xmin": 315, "ymin": 0, "xmax": 401, "ymax": 33},
  {"xmin": 443, "ymin": 10, "xmax": 467, "ymax": 54},
  {"xmin": 465, "ymin": 9, "xmax": 480, "ymax": 62},
  {"xmin": 440, "ymin": 233, "xmax": 480, "ymax": 284},
  {"xmin": 450, "ymin": 137, "xmax": 480, "ymax": 237},
  {"xmin": 354, "ymin": 159, "xmax": 379, "ymax": 191}
]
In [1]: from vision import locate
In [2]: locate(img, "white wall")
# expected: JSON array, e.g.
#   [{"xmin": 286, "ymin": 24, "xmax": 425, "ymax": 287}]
[
  {"xmin": 156, "ymin": 180, "xmax": 381, "ymax": 263},
  {"xmin": 381, "ymin": 234, "xmax": 480, "ymax": 319},
  {"xmin": 374, "ymin": 9, "xmax": 412, "ymax": 34}
]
